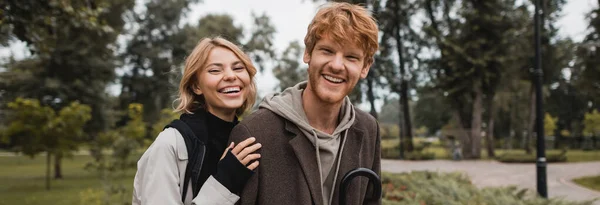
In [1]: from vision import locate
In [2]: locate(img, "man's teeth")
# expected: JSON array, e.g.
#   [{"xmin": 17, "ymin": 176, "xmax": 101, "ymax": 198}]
[
  {"xmin": 323, "ymin": 75, "xmax": 343, "ymax": 83},
  {"xmin": 221, "ymin": 87, "xmax": 240, "ymax": 93}
]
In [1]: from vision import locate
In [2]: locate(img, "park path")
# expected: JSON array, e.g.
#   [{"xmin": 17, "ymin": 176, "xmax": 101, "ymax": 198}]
[{"xmin": 382, "ymin": 160, "xmax": 600, "ymax": 204}]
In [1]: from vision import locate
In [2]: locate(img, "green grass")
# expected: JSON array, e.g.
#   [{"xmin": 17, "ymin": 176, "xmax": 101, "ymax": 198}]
[
  {"xmin": 382, "ymin": 139, "xmax": 600, "ymax": 162},
  {"xmin": 0, "ymin": 154, "xmax": 135, "ymax": 205},
  {"xmin": 382, "ymin": 171, "xmax": 595, "ymax": 205},
  {"xmin": 573, "ymin": 175, "xmax": 600, "ymax": 192}
]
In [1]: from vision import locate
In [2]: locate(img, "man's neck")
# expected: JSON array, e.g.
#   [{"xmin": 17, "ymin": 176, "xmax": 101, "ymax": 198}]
[{"xmin": 302, "ymin": 89, "xmax": 342, "ymax": 135}]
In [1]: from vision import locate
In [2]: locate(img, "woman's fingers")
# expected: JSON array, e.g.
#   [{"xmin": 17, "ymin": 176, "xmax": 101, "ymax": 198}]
[
  {"xmin": 240, "ymin": 153, "xmax": 261, "ymax": 165},
  {"xmin": 231, "ymin": 137, "xmax": 256, "ymax": 155},
  {"xmin": 236, "ymin": 143, "xmax": 262, "ymax": 161},
  {"xmin": 246, "ymin": 161, "xmax": 259, "ymax": 171},
  {"xmin": 220, "ymin": 142, "xmax": 234, "ymax": 160}
]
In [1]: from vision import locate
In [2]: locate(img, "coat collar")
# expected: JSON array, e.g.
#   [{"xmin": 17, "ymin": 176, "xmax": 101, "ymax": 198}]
[{"xmin": 284, "ymin": 118, "xmax": 366, "ymax": 205}]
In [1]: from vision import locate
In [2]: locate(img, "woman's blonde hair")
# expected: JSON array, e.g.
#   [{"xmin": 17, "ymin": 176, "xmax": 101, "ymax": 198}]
[{"xmin": 174, "ymin": 37, "xmax": 257, "ymax": 115}]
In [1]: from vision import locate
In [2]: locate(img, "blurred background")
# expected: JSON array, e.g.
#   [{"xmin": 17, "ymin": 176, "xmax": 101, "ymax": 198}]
[{"xmin": 0, "ymin": 0, "xmax": 599, "ymax": 204}]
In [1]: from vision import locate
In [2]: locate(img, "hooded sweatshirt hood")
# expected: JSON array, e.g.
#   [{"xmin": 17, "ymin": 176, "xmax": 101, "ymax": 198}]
[{"xmin": 260, "ymin": 81, "xmax": 355, "ymax": 205}]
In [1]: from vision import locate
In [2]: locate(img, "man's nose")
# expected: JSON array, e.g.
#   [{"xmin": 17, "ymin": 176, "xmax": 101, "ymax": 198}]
[{"xmin": 330, "ymin": 54, "xmax": 344, "ymax": 71}]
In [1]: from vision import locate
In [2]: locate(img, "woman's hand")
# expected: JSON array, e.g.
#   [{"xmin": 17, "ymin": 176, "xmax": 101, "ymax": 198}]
[{"xmin": 221, "ymin": 137, "xmax": 261, "ymax": 170}]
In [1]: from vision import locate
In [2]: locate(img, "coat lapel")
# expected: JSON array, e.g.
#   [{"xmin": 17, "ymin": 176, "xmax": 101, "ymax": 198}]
[
  {"xmin": 334, "ymin": 126, "xmax": 366, "ymax": 205},
  {"xmin": 285, "ymin": 121, "xmax": 324, "ymax": 205}
]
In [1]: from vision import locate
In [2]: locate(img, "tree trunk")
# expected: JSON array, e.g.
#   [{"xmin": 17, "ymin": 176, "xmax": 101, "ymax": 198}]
[
  {"xmin": 398, "ymin": 118, "xmax": 405, "ymax": 159},
  {"xmin": 393, "ymin": 12, "xmax": 414, "ymax": 152},
  {"xmin": 526, "ymin": 86, "xmax": 535, "ymax": 154},
  {"xmin": 46, "ymin": 151, "xmax": 51, "ymax": 190},
  {"xmin": 54, "ymin": 152, "xmax": 63, "ymax": 179},
  {"xmin": 486, "ymin": 96, "xmax": 496, "ymax": 158},
  {"xmin": 471, "ymin": 83, "xmax": 483, "ymax": 159},
  {"xmin": 454, "ymin": 111, "xmax": 472, "ymax": 159},
  {"xmin": 366, "ymin": 74, "xmax": 378, "ymax": 119},
  {"xmin": 400, "ymin": 83, "xmax": 413, "ymax": 152}
]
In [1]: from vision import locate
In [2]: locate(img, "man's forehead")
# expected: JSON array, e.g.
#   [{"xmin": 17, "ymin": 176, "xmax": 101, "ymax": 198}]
[{"xmin": 316, "ymin": 36, "xmax": 364, "ymax": 55}]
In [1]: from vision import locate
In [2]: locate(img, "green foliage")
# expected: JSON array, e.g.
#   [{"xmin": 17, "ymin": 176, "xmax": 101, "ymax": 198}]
[
  {"xmin": 273, "ymin": 40, "xmax": 307, "ymax": 91},
  {"xmin": 0, "ymin": 0, "xmax": 135, "ymax": 136},
  {"xmin": 382, "ymin": 171, "xmax": 594, "ymax": 205},
  {"xmin": 378, "ymin": 98, "xmax": 400, "ymax": 124},
  {"xmin": 545, "ymin": 113, "xmax": 558, "ymax": 136},
  {"xmin": 583, "ymin": 110, "xmax": 600, "ymax": 137},
  {"xmin": 380, "ymin": 123, "xmax": 400, "ymax": 139},
  {"xmin": 1, "ymin": 98, "xmax": 55, "ymax": 156},
  {"xmin": 573, "ymin": 175, "xmax": 600, "ymax": 192},
  {"xmin": 151, "ymin": 108, "xmax": 180, "ymax": 144},
  {"xmin": 496, "ymin": 151, "xmax": 567, "ymax": 163},
  {"xmin": 561, "ymin": 129, "xmax": 572, "ymax": 137},
  {"xmin": 381, "ymin": 139, "xmax": 436, "ymax": 160},
  {"xmin": 2, "ymin": 97, "xmax": 92, "ymax": 157},
  {"xmin": 573, "ymin": 4, "xmax": 600, "ymax": 112},
  {"xmin": 244, "ymin": 12, "xmax": 277, "ymax": 70},
  {"xmin": 86, "ymin": 103, "xmax": 146, "ymax": 205},
  {"xmin": 414, "ymin": 126, "xmax": 428, "ymax": 137},
  {"xmin": 1, "ymin": 98, "xmax": 92, "ymax": 188}
]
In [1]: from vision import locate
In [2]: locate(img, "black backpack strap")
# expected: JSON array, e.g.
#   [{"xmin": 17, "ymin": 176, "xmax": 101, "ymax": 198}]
[{"xmin": 165, "ymin": 120, "xmax": 206, "ymax": 203}]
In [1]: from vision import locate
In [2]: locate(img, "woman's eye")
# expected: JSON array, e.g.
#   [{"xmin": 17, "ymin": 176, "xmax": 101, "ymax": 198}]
[
  {"xmin": 233, "ymin": 67, "xmax": 245, "ymax": 71},
  {"xmin": 208, "ymin": 69, "xmax": 220, "ymax": 73}
]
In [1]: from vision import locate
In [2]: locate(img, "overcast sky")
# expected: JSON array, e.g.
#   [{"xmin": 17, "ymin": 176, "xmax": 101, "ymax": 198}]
[{"xmin": 1, "ymin": 0, "xmax": 597, "ymax": 111}]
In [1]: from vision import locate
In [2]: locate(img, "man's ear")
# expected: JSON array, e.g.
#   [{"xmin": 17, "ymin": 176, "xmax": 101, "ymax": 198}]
[
  {"xmin": 360, "ymin": 61, "xmax": 373, "ymax": 79},
  {"xmin": 303, "ymin": 50, "xmax": 311, "ymax": 64}
]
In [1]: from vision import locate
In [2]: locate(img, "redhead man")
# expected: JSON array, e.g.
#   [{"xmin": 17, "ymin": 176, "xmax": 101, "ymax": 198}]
[{"xmin": 229, "ymin": 2, "xmax": 380, "ymax": 205}]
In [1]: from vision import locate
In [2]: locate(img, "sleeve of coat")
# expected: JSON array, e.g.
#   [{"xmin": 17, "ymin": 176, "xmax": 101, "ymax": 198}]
[
  {"xmin": 192, "ymin": 176, "xmax": 239, "ymax": 205},
  {"xmin": 364, "ymin": 121, "xmax": 382, "ymax": 205},
  {"xmin": 228, "ymin": 123, "xmax": 259, "ymax": 205},
  {"xmin": 136, "ymin": 129, "xmax": 184, "ymax": 205}
]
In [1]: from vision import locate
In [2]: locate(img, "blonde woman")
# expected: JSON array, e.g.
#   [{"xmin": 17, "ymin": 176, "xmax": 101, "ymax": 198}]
[{"xmin": 132, "ymin": 37, "xmax": 261, "ymax": 205}]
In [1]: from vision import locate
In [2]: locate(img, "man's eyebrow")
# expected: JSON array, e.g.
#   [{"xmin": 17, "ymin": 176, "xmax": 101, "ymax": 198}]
[
  {"xmin": 316, "ymin": 44, "xmax": 334, "ymax": 49},
  {"xmin": 347, "ymin": 52, "xmax": 363, "ymax": 57}
]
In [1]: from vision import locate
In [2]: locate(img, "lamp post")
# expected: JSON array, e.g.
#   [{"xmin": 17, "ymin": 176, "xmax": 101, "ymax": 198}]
[{"xmin": 534, "ymin": 0, "xmax": 548, "ymax": 198}]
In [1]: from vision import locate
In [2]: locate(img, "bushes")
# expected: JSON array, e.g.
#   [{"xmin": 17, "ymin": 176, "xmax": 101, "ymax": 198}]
[
  {"xmin": 382, "ymin": 171, "xmax": 595, "ymax": 205},
  {"xmin": 497, "ymin": 150, "xmax": 567, "ymax": 163},
  {"xmin": 381, "ymin": 139, "xmax": 437, "ymax": 160}
]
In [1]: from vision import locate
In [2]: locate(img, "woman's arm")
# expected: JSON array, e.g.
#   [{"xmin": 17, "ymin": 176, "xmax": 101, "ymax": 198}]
[
  {"xmin": 133, "ymin": 129, "xmax": 183, "ymax": 205},
  {"xmin": 192, "ymin": 135, "xmax": 261, "ymax": 205}
]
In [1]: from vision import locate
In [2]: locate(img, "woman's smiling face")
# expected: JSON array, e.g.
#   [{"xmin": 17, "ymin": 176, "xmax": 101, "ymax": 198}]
[{"xmin": 195, "ymin": 46, "xmax": 251, "ymax": 117}]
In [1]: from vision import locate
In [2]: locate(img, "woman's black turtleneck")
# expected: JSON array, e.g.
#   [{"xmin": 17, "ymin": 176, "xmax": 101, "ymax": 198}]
[{"xmin": 179, "ymin": 108, "xmax": 253, "ymax": 195}]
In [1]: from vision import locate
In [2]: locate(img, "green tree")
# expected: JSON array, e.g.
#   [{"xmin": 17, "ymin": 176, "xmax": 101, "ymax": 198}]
[
  {"xmin": 0, "ymin": 0, "xmax": 136, "ymax": 164},
  {"xmin": 1, "ymin": 98, "xmax": 91, "ymax": 189},
  {"xmin": 378, "ymin": 0, "xmax": 422, "ymax": 152},
  {"xmin": 244, "ymin": 13, "xmax": 277, "ymax": 71},
  {"xmin": 544, "ymin": 113, "xmax": 558, "ymax": 137},
  {"xmin": 583, "ymin": 110, "xmax": 600, "ymax": 137},
  {"xmin": 422, "ymin": 0, "xmax": 524, "ymax": 158},
  {"xmin": 86, "ymin": 103, "xmax": 146, "ymax": 204},
  {"xmin": 119, "ymin": 0, "xmax": 200, "ymax": 126},
  {"xmin": 413, "ymin": 88, "xmax": 452, "ymax": 135},
  {"xmin": 379, "ymin": 97, "xmax": 400, "ymax": 124},
  {"xmin": 273, "ymin": 41, "xmax": 307, "ymax": 91},
  {"xmin": 151, "ymin": 108, "xmax": 180, "ymax": 143},
  {"xmin": 573, "ymin": 2, "xmax": 600, "ymax": 112}
]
